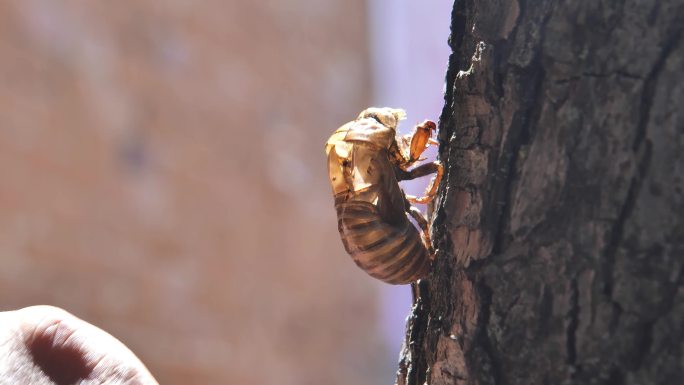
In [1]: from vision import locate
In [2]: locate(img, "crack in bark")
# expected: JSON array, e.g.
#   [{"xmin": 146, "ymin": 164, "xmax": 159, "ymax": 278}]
[
  {"xmin": 478, "ymin": 279, "xmax": 504, "ymax": 385},
  {"xmin": 631, "ymin": 320, "xmax": 654, "ymax": 369},
  {"xmin": 537, "ymin": 284, "xmax": 554, "ymax": 337},
  {"xmin": 600, "ymin": 26, "xmax": 681, "ymax": 299},
  {"xmin": 490, "ymin": 61, "xmax": 545, "ymax": 255},
  {"xmin": 489, "ymin": 0, "xmax": 553, "ymax": 255},
  {"xmin": 594, "ymin": 26, "xmax": 683, "ymax": 383},
  {"xmin": 497, "ymin": 294, "xmax": 521, "ymax": 331},
  {"xmin": 632, "ymin": 27, "xmax": 683, "ymax": 151},
  {"xmin": 566, "ymin": 278, "xmax": 580, "ymax": 372},
  {"xmin": 602, "ymin": 140, "xmax": 653, "ymax": 298}
]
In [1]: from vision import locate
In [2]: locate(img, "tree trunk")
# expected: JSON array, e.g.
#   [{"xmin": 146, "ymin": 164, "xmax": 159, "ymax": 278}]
[{"xmin": 397, "ymin": 1, "xmax": 684, "ymax": 384}]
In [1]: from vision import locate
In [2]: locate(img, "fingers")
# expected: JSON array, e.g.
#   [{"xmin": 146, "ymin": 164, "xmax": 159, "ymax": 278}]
[
  {"xmin": 25, "ymin": 314, "xmax": 94, "ymax": 384},
  {"xmin": 0, "ymin": 306, "xmax": 159, "ymax": 385}
]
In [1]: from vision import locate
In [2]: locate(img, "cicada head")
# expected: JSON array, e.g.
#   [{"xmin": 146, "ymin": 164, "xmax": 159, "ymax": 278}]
[{"xmin": 357, "ymin": 107, "xmax": 406, "ymax": 130}]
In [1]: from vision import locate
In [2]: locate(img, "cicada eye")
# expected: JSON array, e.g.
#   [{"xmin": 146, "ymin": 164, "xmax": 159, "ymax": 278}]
[
  {"xmin": 367, "ymin": 113, "xmax": 382, "ymax": 124},
  {"xmin": 370, "ymin": 113, "xmax": 395, "ymax": 128}
]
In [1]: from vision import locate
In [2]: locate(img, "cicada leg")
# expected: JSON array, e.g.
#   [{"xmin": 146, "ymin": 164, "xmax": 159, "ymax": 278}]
[
  {"xmin": 403, "ymin": 161, "xmax": 443, "ymax": 204},
  {"xmin": 407, "ymin": 205, "xmax": 434, "ymax": 256},
  {"xmin": 408, "ymin": 120, "xmax": 437, "ymax": 162}
]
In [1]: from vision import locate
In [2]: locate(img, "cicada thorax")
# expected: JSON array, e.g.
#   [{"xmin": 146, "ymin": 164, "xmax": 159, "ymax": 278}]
[{"xmin": 327, "ymin": 123, "xmax": 431, "ymax": 285}]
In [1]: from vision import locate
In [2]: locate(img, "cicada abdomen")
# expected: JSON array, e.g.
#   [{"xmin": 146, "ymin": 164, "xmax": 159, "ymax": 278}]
[{"xmin": 336, "ymin": 199, "xmax": 431, "ymax": 284}]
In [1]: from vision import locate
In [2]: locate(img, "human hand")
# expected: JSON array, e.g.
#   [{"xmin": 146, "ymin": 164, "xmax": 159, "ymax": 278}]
[{"xmin": 0, "ymin": 306, "xmax": 158, "ymax": 385}]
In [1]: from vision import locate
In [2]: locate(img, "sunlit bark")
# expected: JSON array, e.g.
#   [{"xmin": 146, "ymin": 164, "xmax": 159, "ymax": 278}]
[{"xmin": 397, "ymin": 1, "xmax": 684, "ymax": 384}]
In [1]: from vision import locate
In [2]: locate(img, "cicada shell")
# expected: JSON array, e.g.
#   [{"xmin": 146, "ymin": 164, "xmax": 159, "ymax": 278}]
[{"xmin": 325, "ymin": 107, "xmax": 442, "ymax": 284}]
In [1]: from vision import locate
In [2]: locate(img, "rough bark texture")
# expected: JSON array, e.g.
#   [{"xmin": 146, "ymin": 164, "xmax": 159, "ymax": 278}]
[{"xmin": 398, "ymin": 0, "xmax": 684, "ymax": 384}]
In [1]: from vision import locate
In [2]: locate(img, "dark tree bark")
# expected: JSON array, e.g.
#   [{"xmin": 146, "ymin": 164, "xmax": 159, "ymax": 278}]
[{"xmin": 397, "ymin": 1, "xmax": 684, "ymax": 384}]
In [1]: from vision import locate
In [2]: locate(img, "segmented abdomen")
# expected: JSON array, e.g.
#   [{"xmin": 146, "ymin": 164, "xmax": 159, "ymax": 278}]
[{"xmin": 335, "ymin": 199, "xmax": 430, "ymax": 285}]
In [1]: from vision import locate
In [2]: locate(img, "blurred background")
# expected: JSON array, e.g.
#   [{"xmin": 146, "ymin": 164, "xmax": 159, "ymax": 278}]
[{"xmin": 0, "ymin": 1, "xmax": 450, "ymax": 384}]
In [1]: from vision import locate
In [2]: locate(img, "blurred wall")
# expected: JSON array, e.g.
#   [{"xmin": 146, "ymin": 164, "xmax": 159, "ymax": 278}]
[{"xmin": 0, "ymin": 1, "xmax": 389, "ymax": 384}]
